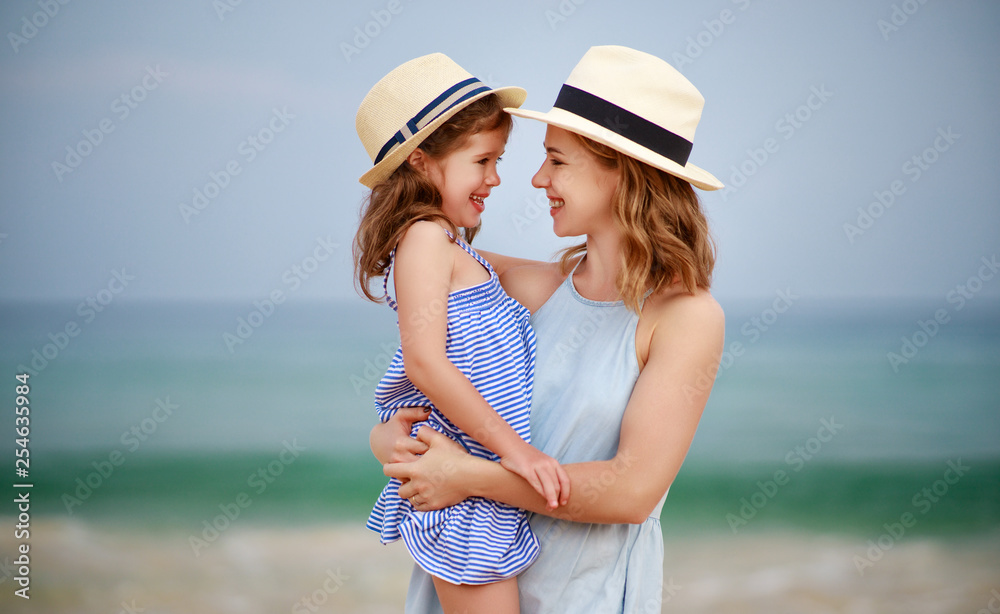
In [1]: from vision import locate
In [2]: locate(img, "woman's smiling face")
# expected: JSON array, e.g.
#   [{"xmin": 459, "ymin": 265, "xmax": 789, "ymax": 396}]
[{"xmin": 531, "ymin": 125, "xmax": 619, "ymax": 237}]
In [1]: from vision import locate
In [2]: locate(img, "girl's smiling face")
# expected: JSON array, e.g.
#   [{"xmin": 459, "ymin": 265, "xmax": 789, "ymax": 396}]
[
  {"xmin": 531, "ymin": 125, "xmax": 619, "ymax": 237},
  {"xmin": 413, "ymin": 129, "xmax": 507, "ymax": 229}
]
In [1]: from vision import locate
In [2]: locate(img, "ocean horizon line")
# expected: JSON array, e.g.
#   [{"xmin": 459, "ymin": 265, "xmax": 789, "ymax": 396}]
[{"xmin": 3, "ymin": 294, "xmax": 999, "ymax": 306}]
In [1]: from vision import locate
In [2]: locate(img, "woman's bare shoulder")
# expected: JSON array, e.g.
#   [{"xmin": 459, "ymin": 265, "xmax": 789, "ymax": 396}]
[
  {"xmin": 500, "ymin": 261, "xmax": 568, "ymax": 313},
  {"xmin": 636, "ymin": 286, "xmax": 724, "ymax": 367},
  {"xmin": 646, "ymin": 286, "xmax": 724, "ymax": 330}
]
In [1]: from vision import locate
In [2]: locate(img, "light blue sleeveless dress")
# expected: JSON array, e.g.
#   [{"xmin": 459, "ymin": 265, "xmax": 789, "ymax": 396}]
[
  {"xmin": 405, "ymin": 259, "xmax": 669, "ymax": 613},
  {"xmin": 366, "ymin": 230, "xmax": 539, "ymax": 585}
]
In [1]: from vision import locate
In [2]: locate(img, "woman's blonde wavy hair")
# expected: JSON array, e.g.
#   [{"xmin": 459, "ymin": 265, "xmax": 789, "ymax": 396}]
[
  {"xmin": 559, "ymin": 133, "xmax": 716, "ymax": 312},
  {"xmin": 353, "ymin": 95, "xmax": 512, "ymax": 303}
]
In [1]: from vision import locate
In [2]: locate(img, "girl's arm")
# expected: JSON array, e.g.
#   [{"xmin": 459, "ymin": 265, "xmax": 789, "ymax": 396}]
[
  {"xmin": 370, "ymin": 407, "xmax": 430, "ymax": 464},
  {"xmin": 391, "ymin": 221, "xmax": 570, "ymax": 508},
  {"xmin": 386, "ymin": 290, "xmax": 725, "ymax": 523}
]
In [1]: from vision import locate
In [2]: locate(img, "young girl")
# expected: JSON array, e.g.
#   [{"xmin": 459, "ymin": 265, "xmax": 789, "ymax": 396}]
[{"xmin": 352, "ymin": 53, "xmax": 570, "ymax": 614}]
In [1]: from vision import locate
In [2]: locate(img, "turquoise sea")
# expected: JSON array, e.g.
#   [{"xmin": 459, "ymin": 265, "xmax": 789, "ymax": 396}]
[
  {"xmin": 0, "ymin": 298, "xmax": 998, "ymax": 530},
  {"xmin": 0, "ymin": 298, "xmax": 998, "ymax": 612}
]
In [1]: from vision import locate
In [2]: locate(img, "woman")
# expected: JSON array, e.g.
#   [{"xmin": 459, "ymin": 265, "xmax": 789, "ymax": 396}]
[{"xmin": 371, "ymin": 45, "xmax": 725, "ymax": 613}]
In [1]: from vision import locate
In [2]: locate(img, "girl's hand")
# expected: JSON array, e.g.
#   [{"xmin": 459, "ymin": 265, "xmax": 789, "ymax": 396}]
[
  {"xmin": 386, "ymin": 426, "xmax": 474, "ymax": 510},
  {"xmin": 370, "ymin": 407, "xmax": 430, "ymax": 464},
  {"xmin": 500, "ymin": 442, "xmax": 570, "ymax": 511}
]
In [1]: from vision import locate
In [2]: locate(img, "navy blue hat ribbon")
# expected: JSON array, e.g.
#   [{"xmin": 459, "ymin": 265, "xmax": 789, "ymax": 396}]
[
  {"xmin": 552, "ymin": 84, "xmax": 693, "ymax": 167},
  {"xmin": 373, "ymin": 77, "xmax": 491, "ymax": 165}
]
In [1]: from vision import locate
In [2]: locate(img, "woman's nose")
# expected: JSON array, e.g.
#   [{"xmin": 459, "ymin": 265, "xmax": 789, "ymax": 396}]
[{"xmin": 531, "ymin": 161, "xmax": 548, "ymax": 189}]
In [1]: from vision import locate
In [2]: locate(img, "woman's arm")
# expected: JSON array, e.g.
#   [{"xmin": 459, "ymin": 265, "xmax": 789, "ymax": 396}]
[
  {"xmin": 392, "ymin": 222, "xmax": 569, "ymax": 507},
  {"xmin": 388, "ymin": 291, "xmax": 725, "ymax": 523},
  {"xmin": 475, "ymin": 249, "xmax": 544, "ymax": 277}
]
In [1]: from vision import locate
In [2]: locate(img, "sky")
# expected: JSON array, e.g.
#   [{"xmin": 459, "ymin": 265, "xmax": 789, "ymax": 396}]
[{"xmin": 1, "ymin": 0, "xmax": 998, "ymax": 304}]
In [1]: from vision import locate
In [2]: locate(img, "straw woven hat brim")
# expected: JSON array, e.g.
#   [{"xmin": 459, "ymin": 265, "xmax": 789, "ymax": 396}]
[
  {"xmin": 507, "ymin": 106, "xmax": 722, "ymax": 191},
  {"xmin": 359, "ymin": 86, "xmax": 525, "ymax": 188}
]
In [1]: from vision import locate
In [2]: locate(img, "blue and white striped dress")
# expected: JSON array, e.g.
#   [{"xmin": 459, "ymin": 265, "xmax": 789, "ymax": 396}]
[{"xmin": 366, "ymin": 230, "xmax": 539, "ymax": 585}]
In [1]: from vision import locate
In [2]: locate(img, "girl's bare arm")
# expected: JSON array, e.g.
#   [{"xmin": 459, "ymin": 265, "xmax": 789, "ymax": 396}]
[{"xmin": 390, "ymin": 221, "xmax": 569, "ymax": 508}]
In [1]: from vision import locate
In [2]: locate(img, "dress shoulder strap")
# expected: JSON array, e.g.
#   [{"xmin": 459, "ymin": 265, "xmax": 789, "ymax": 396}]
[
  {"xmin": 382, "ymin": 248, "xmax": 399, "ymax": 312},
  {"xmin": 443, "ymin": 228, "xmax": 495, "ymax": 276},
  {"xmin": 381, "ymin": 227, "xmax": 492, "ymax": 312}
]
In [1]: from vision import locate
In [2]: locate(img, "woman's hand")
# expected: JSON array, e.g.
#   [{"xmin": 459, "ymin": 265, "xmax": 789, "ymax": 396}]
[
  {"xmin": 385, "ymin": 427, "xmax": 475, "ymax": 510},
  {"xmin": 369, "ymin": 407, "xmax": 431, "ymax": 464}
]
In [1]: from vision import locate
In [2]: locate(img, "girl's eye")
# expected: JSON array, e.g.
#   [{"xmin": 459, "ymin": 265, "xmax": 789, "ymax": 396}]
[{"xmin": 496, "ymin": 156, "xmax": 503, "ymax": 163}]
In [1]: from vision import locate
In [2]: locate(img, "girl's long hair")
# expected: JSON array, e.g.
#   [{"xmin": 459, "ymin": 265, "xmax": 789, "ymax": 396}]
[
  {"xmin": 560, "ymin": 133, "xmax": 717, "ymax": 312},
  {"xmin": 353, "ymin": 94, "xmax": 512, "ymax": 302}
]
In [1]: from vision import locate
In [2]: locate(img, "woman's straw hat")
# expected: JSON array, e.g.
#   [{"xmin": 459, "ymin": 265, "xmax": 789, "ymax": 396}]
[
  {"xmin": 356, "ymin": 53, "xmax": 526, "ymax": 188},
  {"xmin": 506, "ymin": 45, "xmax": 722, "ymax": 190}
]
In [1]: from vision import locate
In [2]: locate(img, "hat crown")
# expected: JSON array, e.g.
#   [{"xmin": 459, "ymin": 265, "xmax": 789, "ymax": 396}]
[
  {"xmin": 505, "ymin": 45, "xmax": 721, "ymax": 190},
  {"xmin": 356, "ymin": 53, "xmax": 477, "ymax": 163},
  {"xmin": 355, "ymin": 53, "xmax": 525, "ymax": 188},
  {"xmin": 564, "ymin": 45, "xmax": 704, "ymax": 143}
]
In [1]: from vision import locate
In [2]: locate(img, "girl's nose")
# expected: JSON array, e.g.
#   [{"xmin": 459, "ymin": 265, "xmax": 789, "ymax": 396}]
[{"xmin": 486, "ymin": 163, "xmax": 500, "ymax": 187}]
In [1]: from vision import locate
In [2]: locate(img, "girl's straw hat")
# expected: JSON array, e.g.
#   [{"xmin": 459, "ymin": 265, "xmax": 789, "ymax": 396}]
[
  {"xmin": 356, "ymin": 53, "xmax": 526, "ymax": 188},
  {"xmin": 506, "ymin": 45, "xmax": 723, "ymax": 190}
]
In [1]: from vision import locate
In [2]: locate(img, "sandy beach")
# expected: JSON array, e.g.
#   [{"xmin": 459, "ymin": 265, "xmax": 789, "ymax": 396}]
[{"xmin": 2, "ymin": 518, "xmax": 997, "ymax": 613}]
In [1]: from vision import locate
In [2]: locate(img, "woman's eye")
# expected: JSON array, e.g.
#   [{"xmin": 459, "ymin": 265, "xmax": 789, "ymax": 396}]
[{"xmin": 549, "ymin": 158, "xmax": 563, "ymax": 166}]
